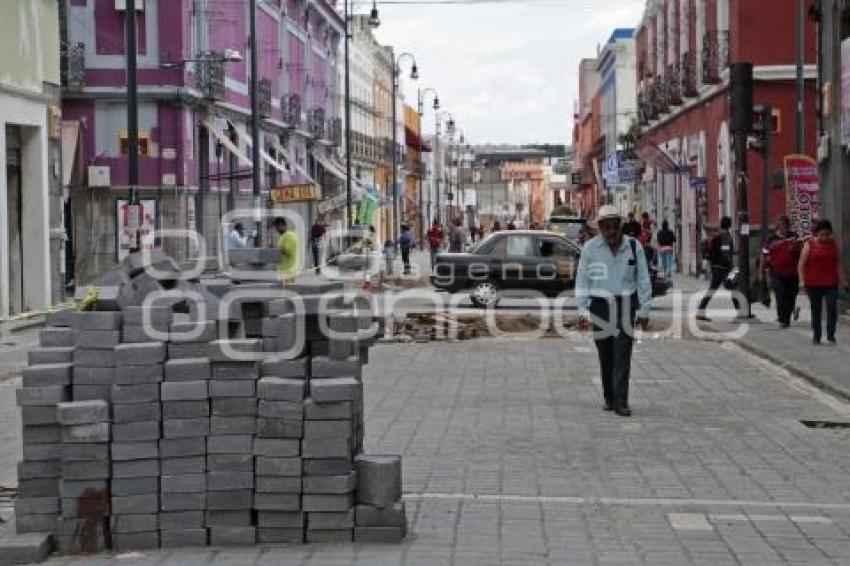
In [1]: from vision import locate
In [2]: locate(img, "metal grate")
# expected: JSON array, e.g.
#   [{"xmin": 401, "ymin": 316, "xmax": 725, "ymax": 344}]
[{"xmin": 800, "ymin": 420, "xmax": 850, "ymax": 429}]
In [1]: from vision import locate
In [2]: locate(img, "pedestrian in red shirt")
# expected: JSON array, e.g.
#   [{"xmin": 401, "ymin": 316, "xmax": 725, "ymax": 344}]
[
  {"xmin": 798, "ymin": 219, "xmax": 843, "ymax": 345},
  {"xmin": 759, "ymin": 215, "xmax": 801, "ymax": 328},
  {"xmin": 426, "ymin": 220, "xmax": 445, "ymax": 271}
]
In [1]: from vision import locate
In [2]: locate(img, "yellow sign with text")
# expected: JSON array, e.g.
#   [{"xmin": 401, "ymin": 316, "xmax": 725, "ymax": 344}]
[{"xmin": 269, "ymin": 183, "xmax": 321, "ymax": 204}]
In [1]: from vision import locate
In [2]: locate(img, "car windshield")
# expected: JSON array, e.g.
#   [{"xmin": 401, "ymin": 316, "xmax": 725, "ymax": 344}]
[
  {"xmin": 549, "ymin": 219, "xmax": 585, "ymax": 240},
  {"xmin": 469, "ymin": 233, "xmax": 498, "ymax": 254}
]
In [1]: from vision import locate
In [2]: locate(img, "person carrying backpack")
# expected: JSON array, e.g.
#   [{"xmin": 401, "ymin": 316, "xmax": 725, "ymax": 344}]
[
  {"xmin": 656, "ymin": 221, "xmax": 676, "ymax": 281},
  {"xmin": 399, "ymin": 223, "xmax": 414, "ymax": 275},
  {"xmin": 759, "ymin": 215, "xmax": 800, "ymax": 328},
  {"xmin": 696, "ymin": 216, "xmax": 739, "ymax": 321}
]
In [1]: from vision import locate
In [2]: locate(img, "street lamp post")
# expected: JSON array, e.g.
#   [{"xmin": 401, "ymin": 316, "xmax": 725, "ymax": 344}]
[
  {"xmin": 418, "ymin": 87, "xmax": 439, "ymax": 248},
  {"xmin": 391, "ymin": 52, "xmax": 418, "ymax": 243},
  {"xmin": 434, "ymin": 111, "xmax": 455, "ymax": 225},
  {"xmin": 249, "ymin": 0, "xmax": 262, "ymax": 245}
]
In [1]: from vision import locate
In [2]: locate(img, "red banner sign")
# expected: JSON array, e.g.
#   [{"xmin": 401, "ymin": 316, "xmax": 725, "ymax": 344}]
[{"xmin": 783, "ymin": 155, "xmax": 820, "ymax": 238}]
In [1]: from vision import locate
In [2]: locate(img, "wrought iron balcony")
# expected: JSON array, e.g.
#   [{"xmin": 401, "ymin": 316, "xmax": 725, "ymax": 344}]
[
  {"xmin": 282, "ymin": 94, "xmax": 301, "ymax": 128},
  {"xmin": 258, "ymin": 78, "xmax": 272, "ymax": 117},
  {"xmin": 702, "ymin": 30, "xmax": 730, "ymax": 84},
  {"xmin": 329, "ymin": 118, "xmax": 342, "ymax": 147},
  {"xmin": 196, "ymin": 53, "xmax": 225, "ymax": 100},
  {"xmin": 637, "ymin": 88, "xmax": 650, "ymax": 126},
  {"xmin": 653, "ymin": 79, "xmax": 669, "ymax": 115},
  {"xmin": 681, "ymin": 51, "xmax": 699, "ymax": 97},
  {"xmin": 667, "ymin": 64, "xmax": 682, "ymax": 106},
  {"xmin": 62, "ymin": 42, "xmax": 85, "ymax": 92},
  {"xmin": 308, "ymin": 108, "xmax": 325, "ymax": 139}
]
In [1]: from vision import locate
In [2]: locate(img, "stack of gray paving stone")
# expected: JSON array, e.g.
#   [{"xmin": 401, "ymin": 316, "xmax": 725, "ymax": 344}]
[
  {"xmin": 205, "ymin": 339, "xmax": 260, "ymax": 546},
  {"xmin": 110, "ymin": 341, "xmax": 166, "ymax": 552},
  {"xmin": 302, "ymin": 371, "xmax": 361, "ymax": 543},
  {"xmin": 15, "ymin": 360, "xmax": 69, "ymax": 539},
  {"xmin": 5, "ymin": 262, "xmax": 411, "ymax": 560},
  {"xmin": 254, "ymin": 365, "xmax": 305, "ymax": 544},
  {"xmin": 72, "ymin": 312, "xmax": 123, "ymax": 402},
  {"xmin": 57, "ymin": 400, "xmax": 110, "ymax": 554},
  {"xmin": 353, "ymin": 456, "xmax": 406, "ymax": 542},
  {"xmin": 122, "ymin": 305, "xmax": 171, "ymax": 343},
  {"xmin": 160, "ymin": 342, "xmax": 211, "ymax": 549}
]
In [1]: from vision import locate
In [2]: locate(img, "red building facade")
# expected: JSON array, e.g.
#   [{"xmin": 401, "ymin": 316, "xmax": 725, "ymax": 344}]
[{"xmin": 635, "ymin": 0, "xmax": 817, "ymax": 275}]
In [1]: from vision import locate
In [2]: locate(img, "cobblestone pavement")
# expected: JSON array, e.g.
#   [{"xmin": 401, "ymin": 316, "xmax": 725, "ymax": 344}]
[{"xmin": 38, "ymin": 336, "xmax": 850, "ymax": 565}]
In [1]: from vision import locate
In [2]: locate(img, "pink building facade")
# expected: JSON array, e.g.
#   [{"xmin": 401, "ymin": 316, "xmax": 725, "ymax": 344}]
[{"xmin": 62, "ymin": 0, "xmax": 344, "ymax": 280}]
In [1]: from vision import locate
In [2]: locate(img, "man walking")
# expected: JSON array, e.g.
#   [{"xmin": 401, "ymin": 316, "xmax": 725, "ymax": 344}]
[
  {"xmin": 696, "ymin": 216, "xmax": 739, "ymax": 321},
  {"xmin": 427, "ymin": 220, "xmax": 444, "ymax": 270},
  {"xmin": 309, "ymin": 216, "xmax": 326, "ymax": 274},
  {"xmin": 576, "ymin": 206, "xmax": 652, "ymax": 417},
  {"xmin": 399, "ymin": 223, "xmax": 414, "ymax": 275},
  {"xmin": 227, "ymin": 222, "xmax": 249, "ymax": 250},
  {"xmin": 273, "ymin": 217, "xmax": 299, "ymax": 282}
]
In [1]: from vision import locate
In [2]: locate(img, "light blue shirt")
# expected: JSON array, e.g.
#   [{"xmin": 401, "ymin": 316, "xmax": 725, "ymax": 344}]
[
  {"xmin": 227, "ymin": 229, "xmax": 248, "ymax": 250},
  {"xmin": 575, "ymin": 235, "xmax": 652, "ymax": 318}
]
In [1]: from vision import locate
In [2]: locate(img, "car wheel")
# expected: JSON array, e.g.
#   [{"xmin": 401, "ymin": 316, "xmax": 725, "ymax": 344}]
[{"xmin": 470, "ymin": 280, "xmax": 500, "ymax": 308}]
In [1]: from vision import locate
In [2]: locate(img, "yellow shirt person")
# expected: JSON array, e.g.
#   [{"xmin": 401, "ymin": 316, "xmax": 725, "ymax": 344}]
[{"xmin": 273, "ymin": 217, "xmax": 299, "ymax": 281}]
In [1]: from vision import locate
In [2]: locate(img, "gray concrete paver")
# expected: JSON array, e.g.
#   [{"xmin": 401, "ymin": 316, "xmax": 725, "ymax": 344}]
[{"xmin": 25, "ymin": 336, "xmax": 850, "ymax": 565}]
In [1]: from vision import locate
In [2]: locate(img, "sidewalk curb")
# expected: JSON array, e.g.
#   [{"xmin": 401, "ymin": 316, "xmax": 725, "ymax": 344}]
[{"xmin": 699, "ymin": 330, "xmax": 850, "ymax": 403}]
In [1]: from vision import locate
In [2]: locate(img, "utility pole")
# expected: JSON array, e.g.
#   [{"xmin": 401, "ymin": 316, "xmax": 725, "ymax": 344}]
[
  {"xmin": 435, "ymin": 118, "xmax": 441, "ymax": 224},
  {"xmin": 756, "ymin": 106, "xmax": 773, "ymax": 256},
  {"xmin": 344, "ymin": 0, "xmax": 352, "ymax": 227},
  {"xmin": 125, "ymin": 0, "xmax": 141, "ymax": 253},
  {"xmin": 731, "ymin": 62, "xmax": 754, "ymax": 318},
  {"xmin": 796, "ymin": 0, "xmax": 805, "ymax": 154},
  {"xmin": 391, "ymin": 68, "xmax": 399, "ymax": 241},
  {"xmin": 249, "ymin": 0, "xmax": 262, "ymax": 246}
]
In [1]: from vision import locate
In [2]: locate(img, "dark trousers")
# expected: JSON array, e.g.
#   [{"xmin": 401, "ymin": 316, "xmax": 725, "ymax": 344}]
[
  {"xmin": 311, "ymin": 242, "xmax": 321, "ymax": 270},
  {"xmin": 590, "ymin": 297, "xmax": 635, "ymax": 410},
  {"xmin": 401, "ymin": 246, "xmax": 411, "ymax": 274},
  {"xmin": 771, "ymin": 273, "xmax": 799, "ymax": 326},
  {"xmin": 698, "ymin": 266, "xmax": 740, "ymax": 312},
  {"xmin": 807, "ymin": 286, "xmax": 838, "ymax": 342}
]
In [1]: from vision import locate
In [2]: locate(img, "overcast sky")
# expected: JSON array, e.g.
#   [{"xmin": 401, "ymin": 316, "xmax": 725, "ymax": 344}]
[{"xmin": 372, "ymin": 0, "xmax": 644, "ymax": 146}]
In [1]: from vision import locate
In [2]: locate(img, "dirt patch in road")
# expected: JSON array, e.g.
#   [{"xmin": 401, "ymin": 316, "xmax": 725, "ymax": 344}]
[{"xmin": 389, "ymin": 312, "xmax": 671, "ymax": 342}]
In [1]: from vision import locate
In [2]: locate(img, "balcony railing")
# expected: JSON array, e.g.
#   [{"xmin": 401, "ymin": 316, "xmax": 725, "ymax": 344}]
[
  {"xmin": 667, "ymin": 64, "xmax": 682, "ymax": 106},
  {"xmin": 653, "ymin": 79, "xmax": 669, "ymax": 115},
  {"xmin": 681, "ymin": 51, "xmax": 699, "ymax": 97},
  {"xmin": 196, "ymin": 53, "xmax": 226, "ymax": 100},
  {"xmin": 258, "ymin": 79, "xmax": 272, "ymax": 117},
  {"xmin": 329, "ymin": 118, "xmax": 342, "ymax": 147},
  {"xmin": 62, "ymin": 42, "xmax": 85, "ymax": 92},
  {"xmin": 637, "ymin": 89, "xmax": 649, "ymax": 126},
  {"xmin": 702, "ymin": 30, "xmax": 730, "ymax": 84},
  {"xmin": 308, "ymin": 108, "xmax": 325, "ymax": 139}
]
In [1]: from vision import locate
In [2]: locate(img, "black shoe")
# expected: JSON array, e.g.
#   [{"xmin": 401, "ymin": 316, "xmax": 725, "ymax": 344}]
[
  {"xmin": 603, "ymin": 402, "xmax": 614, "ymax": 411},
  {"xmin": 814, "ymin": 338, "xmax": 822, "ymax": 346},
  {"xmin": 614, "ymin": 407, "xmax": 632, "ymax": 417},
  {"xmin": 779, "ymin": 322, "xmax": 790, "ymax": 329},
  {"xmin": 827, "ymin": 338, "xmax": 837, "ymax": 346}
]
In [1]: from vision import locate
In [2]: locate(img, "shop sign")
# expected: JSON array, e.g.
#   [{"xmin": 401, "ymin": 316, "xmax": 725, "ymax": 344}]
[
  {"xmin": 783, "ymin": 154, "xmax": 820, "ymax": 238},
  {"xmin": 270, "ymin": 183, "xmax": 321, "ymax": 204}
]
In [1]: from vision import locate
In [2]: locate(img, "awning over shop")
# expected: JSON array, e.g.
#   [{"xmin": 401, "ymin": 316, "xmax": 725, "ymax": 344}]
[
  {"xmin": 268, "ymin": 139, "xmax": 316, "ymax": 187},
  {"xmin": 636, "ymin": 143, "xmax": 680, "ymax": 174},
  {"xmin": 405, "ymin": 127, "xmax": 430, "ymax": 152},
  {"xmin": 203, "ymin": 119, "xmax": 252, "ymax": 167},
  {"xmin": 61, "ymin": 120, "xmax": 80, "ymax": 187},
  {"xmin": 232, "ymin": 125, "xmax": 290, "ymax": 176}
]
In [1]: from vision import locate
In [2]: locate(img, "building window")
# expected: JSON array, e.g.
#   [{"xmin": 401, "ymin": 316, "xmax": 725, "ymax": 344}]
[{"xmin": 119, "ymin": 134, "xmax": 151, "ymax": 156}]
